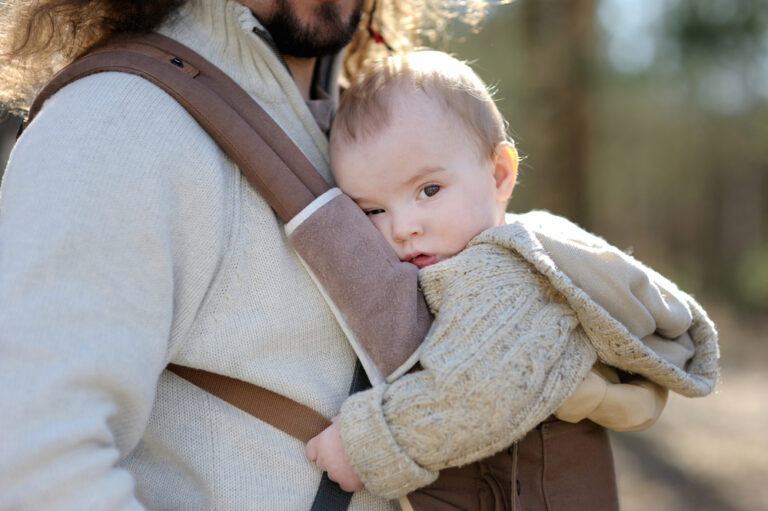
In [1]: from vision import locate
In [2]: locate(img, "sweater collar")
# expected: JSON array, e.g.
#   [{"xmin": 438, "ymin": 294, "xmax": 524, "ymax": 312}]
[{"xmin": 158, "ymin": 0, "xmax": 336, "ymax": 179}]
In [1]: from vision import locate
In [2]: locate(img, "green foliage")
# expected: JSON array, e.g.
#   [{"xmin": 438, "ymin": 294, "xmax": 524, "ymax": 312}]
[{"xmin": 666, "ymin": 0, "xmax": 768, "ymax": 57}]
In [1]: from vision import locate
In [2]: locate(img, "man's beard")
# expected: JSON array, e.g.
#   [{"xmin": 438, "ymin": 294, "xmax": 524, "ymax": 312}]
[{"xmin": 261, "ymin": 0, "xmax": 364, "ymax": 58}]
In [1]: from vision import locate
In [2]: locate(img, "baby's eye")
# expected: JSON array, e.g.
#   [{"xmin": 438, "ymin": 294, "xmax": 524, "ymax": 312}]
[
  {"xmin": 420, "ymin": 184, "xmax": 441, "ymax": 198},
  {"xmin": 365, "ymin": 208, "xmax": 386, "ymax": 216}
]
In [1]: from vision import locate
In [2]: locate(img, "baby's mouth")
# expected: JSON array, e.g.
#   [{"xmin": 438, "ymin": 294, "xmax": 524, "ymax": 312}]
[{"xmin": 406, "ymin": 253, "xmax": 440, "ymax": 269}]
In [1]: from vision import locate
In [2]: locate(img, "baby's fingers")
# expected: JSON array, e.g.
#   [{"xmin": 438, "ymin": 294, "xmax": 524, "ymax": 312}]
[
  {"xmin": 328, "ymin": 470, "xmax": 364, "ymax": 492},
  {"xmin": 305, "ymin": 436, "xmax": 318, "ymax": 462},
  {"xmin": 337, "ymin": 478, "xmax": 363, "ymax": 493}
]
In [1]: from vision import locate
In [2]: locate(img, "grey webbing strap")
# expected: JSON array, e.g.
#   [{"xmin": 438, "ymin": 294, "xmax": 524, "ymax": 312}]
[{"xmin": 310, "ymin": 360, "xmax": 371, "ymax": 511}]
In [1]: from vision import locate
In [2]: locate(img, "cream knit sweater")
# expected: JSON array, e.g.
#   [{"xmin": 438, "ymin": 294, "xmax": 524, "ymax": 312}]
[
  {"xmin": 339, "ymin": 216, "xmax": 719, "ymax": 499},
  {"xmin": 0, "ymin": 1, "xmax": 394, "ymax": 510}
]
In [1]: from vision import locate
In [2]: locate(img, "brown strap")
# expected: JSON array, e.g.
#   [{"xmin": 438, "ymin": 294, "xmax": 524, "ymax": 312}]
[
  {"xmin": 24, "ymin": 32, "xmax": 329, "ymax": 222},
  {"xmin": 167, "ymin": 364, "xmax": 331, "ymax": 443}
]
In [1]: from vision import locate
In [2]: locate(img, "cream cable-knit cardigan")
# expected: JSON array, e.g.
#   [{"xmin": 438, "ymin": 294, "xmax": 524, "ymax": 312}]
[
  {"xmin": 0, "ymin": 1, "xmax": 393, "ymax": 510},
  {"xmin": 339, "ymin": 215, "xmax": 719, "ymax": 498}
]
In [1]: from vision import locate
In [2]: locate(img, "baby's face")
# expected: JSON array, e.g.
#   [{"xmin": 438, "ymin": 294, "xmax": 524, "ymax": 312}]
[{"xmin": 331, "ymin": 94, "xmax": 506, "ymax": 268}]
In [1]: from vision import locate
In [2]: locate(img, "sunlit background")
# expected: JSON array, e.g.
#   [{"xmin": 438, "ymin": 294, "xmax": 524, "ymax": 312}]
[
  {"xmin": 1, "ymin": 0, "xmax": 766, "ymax": 510},
  {"xmin": 444, "ymin": 1, "xmax": 767, "ymax": 510}
]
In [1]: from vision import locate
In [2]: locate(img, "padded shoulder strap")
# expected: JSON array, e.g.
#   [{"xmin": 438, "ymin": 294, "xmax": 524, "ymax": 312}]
[{"xmin": 24, "ymin": 32, "xmax": 328, "ymax": 222}]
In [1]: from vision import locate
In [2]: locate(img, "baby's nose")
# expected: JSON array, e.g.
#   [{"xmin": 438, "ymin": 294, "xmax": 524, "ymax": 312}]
[{"xmin": 391, "ymin": 215, "xmax": 423, "ymax": 242}]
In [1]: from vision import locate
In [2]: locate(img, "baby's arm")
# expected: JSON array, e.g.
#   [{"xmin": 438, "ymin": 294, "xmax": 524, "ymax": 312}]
[
  {"xmin": 555, "ymin": 363, "xmax": 668, "ymax": 431},
  {"xmin": 318, "ymin": 244, "xmax": 597, "ymax": 498},
  {"xmin": 305, "ymin": 365, "xmax": 668, "ymax": 494}
]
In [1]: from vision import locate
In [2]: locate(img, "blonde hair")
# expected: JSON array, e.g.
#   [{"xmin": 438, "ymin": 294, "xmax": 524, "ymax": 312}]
[
  {"xmin": 0, "ymin": 0, "xmax": 495, "ymax": 116},
  {"xmin": 332, "ymin": 51, "xmax": 509, "ymax": 159}
]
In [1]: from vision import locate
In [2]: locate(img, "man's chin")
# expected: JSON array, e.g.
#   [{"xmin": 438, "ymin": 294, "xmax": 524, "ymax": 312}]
[
  {"xmin": 274, "ymin": 33, "xmax": 350, "ymax": 59},
  {"xmin": 262, "ymin": 0, "xmax": 362, "ymax": 58}
]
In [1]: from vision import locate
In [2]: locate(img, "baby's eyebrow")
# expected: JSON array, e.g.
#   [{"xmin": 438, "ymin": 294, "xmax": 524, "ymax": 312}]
[
  {"xmin": 405, "ymin": 166, "xmax": 446, "ymax": 187},
  {"xmin": 346, "ymin": 166, "xmax": 447, "ymax": 204}
]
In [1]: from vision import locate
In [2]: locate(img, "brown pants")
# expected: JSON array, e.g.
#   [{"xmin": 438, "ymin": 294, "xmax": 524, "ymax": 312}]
[{"xmin": 403, "ymin": 418, "xmax": 619, "ymax": 511}]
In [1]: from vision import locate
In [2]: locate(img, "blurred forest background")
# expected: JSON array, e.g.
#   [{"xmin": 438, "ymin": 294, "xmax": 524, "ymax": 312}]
[
  {"xmin": 0, "ymin": 0, "xmax": 766, "ymax": 509},
  {"xmin": 442, "ymin": 0, "xmax": 767, "ymax": 510}
]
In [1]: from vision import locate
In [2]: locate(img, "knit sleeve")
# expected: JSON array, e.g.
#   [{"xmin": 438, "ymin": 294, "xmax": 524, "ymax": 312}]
[
  {"xmin": 338, "ymin": 243, "xmax": 596, "ymax": 498},
  {"xmin": 498, "ymin": 215, "xmax": 719, "ymax": 397},
  {"xmin": 0, "ymin": 73, "xmax": 230, "ymax": 510}
]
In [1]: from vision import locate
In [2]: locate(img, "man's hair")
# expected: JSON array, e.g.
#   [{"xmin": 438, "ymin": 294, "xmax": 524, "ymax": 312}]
[
  {"xmin": 0, "ymin": 0, "xmax": 492, "ymax": 116},
  {"xmin": 332, "ymin": 51, "xmax": 508, "ymax": 159},
  {"xmin": 0, "ymin": 1, "xmax": 186, "ymax": 115}
]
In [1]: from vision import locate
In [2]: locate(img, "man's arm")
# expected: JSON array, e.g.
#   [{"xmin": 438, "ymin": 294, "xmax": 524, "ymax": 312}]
[{"xmin": 0, "ymin": 73, "xmax": 226, "ymax": 510}]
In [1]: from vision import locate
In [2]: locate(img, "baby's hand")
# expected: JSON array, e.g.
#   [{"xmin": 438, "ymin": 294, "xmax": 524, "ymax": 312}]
[
  {"xmin": 305, "ymin": 417, "xmax": 364, "ymax": 492},
  {"xmin": 555, "ymin": 364, "xmax": 668, "ymax": 432}
]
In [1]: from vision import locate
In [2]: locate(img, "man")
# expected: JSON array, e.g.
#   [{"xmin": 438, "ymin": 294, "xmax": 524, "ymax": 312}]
[
  {"xmin": 0, "ymin": 0, "xmax": 690, "ymax": 509},
  {"xmin": 0, "ymin": 0, "xmax": 406, "ymax": 509}
]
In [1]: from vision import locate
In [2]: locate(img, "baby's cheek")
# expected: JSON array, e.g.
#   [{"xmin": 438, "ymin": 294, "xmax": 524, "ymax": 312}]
[{"xmin": 369, "ymin": 217, "xmax": 398, "ymax": 251}]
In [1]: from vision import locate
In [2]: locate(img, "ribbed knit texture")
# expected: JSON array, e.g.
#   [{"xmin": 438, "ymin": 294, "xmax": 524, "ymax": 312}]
[
  {"xmin": 339, "ymin": 220, "xmax": 719, "ymax": 499},
  {"xmin": 0, "ymin": 1, "xmax": 394, "ymax": 509}
]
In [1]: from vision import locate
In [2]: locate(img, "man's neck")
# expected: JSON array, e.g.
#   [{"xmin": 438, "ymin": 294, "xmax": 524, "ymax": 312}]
[{"xmin": 284, "ymin": 55, "xmax": 316, "ymax": 101}]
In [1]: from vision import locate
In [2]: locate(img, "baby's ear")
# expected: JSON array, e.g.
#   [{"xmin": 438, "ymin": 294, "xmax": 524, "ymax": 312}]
[{"xmin": 492, "ymin": 141, "xmax": 518, "ymax": 202}]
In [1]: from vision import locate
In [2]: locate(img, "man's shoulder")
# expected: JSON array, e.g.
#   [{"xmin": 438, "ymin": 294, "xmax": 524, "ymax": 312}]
[
  {"xmin": 27, "ymin": 71, "xmax": 211, "ymax": 150},
  {"xmin": 8, "ymin": 69, "xmax": 238, "ymax": 217},
  {"xmin": 18, "ymin": 70, "xmax": 224, "ymax": 176}
]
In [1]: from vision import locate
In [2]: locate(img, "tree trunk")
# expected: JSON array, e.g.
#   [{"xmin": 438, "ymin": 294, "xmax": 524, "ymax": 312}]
[{"xmin": 519, "ymin": 0, "xmax": 597, "ymax": 226}]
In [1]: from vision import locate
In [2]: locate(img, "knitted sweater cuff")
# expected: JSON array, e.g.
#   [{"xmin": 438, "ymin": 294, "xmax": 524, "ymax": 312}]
[{"xmin": 339, "ymin": 385, "xmax": 438, "ymax": 499}]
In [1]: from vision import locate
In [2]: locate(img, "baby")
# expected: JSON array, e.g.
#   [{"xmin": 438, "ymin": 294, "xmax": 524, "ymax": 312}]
[{"xmin": 306, "ymin": 51, "xmax": 718, "ymax": 509}]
